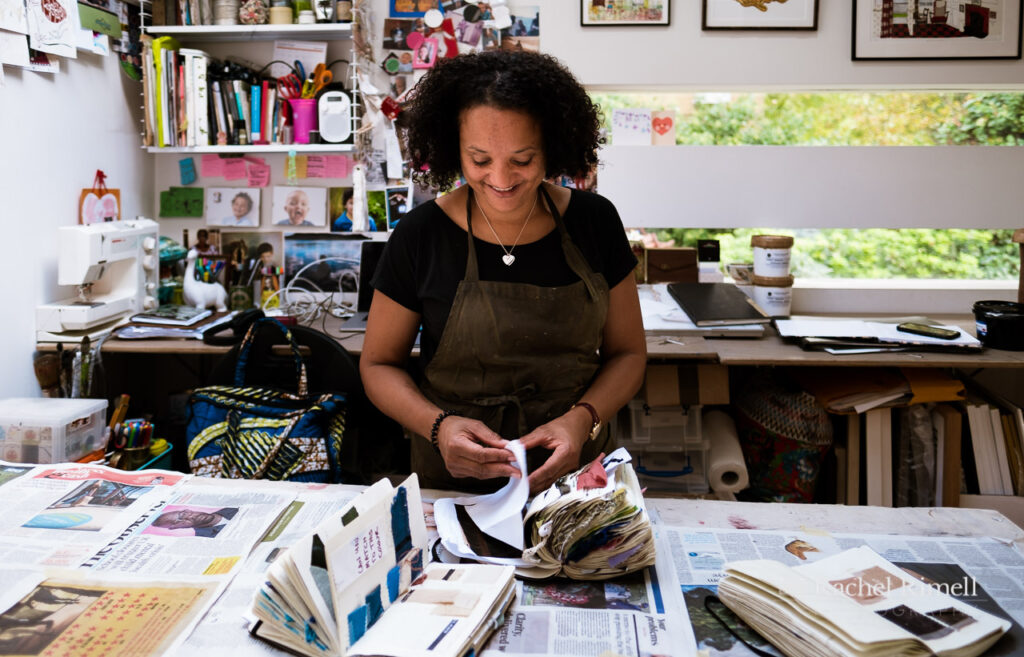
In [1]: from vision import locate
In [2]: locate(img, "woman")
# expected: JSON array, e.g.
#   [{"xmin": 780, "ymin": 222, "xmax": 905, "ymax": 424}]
[{"xmin": 360, "ymin": 50, "xmax": 646, "ymax": 494}]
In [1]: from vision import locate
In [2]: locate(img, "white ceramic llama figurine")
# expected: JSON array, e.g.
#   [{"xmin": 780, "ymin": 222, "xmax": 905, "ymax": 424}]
[{"xmin": 183, "ymin": 248, "xmax": 228, "ymax": 311}]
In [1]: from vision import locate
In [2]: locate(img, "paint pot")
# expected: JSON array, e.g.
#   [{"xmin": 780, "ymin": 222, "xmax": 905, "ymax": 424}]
[
  {"xmin": 972, "ymin": 300, "xmax": 1024, "ymax": 350},
  {"xmin": 751, "ymin": 234, "xmax": 794, "ymax": 278},
  {"xmin": 268, "ymin": 5, "xmax": 292, "ymax": 23},
  {"xmin": 752, "ymin": 274, "xmax": 794, "ymax": 318}
]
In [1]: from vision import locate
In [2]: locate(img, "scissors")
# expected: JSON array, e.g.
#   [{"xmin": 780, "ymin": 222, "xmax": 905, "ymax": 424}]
[
  {"xmin": 302, "ymin": 63, "xmax": 332, "ymax": 98},
  {"xmin": 277, "ymin": 71, "xmax": 303, "ymax": 99},
  {"xmin": 292, "ymin": 59, "xmax": 306, "ymax": 81}
]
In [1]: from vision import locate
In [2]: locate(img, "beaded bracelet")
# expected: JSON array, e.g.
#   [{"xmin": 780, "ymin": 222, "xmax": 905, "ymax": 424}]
[{"xmin": 430, "ymin": 410, "xmax": 455, "ymax": 453}]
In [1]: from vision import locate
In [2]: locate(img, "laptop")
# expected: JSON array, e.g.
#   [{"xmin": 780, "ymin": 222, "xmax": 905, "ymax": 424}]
[{"xmin": 340, "ymin": 240, "xmax": 386, "ymax": 331}]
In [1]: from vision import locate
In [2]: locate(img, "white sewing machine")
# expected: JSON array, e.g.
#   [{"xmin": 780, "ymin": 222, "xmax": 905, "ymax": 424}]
[{"xmin": 36, "ymin": 218, "xmax": 160, "ymax": 342}]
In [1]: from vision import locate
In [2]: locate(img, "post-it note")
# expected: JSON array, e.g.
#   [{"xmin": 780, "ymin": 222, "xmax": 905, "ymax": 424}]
[
  {"xmin": 306, "ymin": 155, "xmax": 327, "ymax": 178},
  {"xmin": 223, "ymin": 158, "xmax": 247, "ymax": 180},
  {"xmin": 325, "ymin": 155, "xmax": 352, "ymax": 178},
  {"xmin": 179, "ymin": 157, "xmax": 197, "ymax": 185},
  {"xmin": 201, "ymin": 154, "xmax": 225, "ymax": 177},
  {"xmin": 159, "ymin": 187, "xmax": 204, "ymax": 217},
  {"xmin": 248, "ymin": 162, "xmax": 270, "ymax": 187}
]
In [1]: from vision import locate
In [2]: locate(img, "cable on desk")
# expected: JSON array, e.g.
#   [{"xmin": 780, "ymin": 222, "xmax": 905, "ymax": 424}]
[{"xmin": 260, "ymin": 256, "xmax": 358, "ymax": 330}]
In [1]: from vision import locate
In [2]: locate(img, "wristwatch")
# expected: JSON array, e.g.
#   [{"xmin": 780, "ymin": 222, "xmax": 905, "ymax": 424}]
[{"xmin": 572, "ymin": 402, "xmax": 602, "ymax": 441}]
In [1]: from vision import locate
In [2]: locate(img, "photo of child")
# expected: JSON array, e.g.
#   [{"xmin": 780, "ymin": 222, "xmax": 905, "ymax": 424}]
[{"xmin": 206, "ymin": 188, "xmax": 260, "ymax": 227}]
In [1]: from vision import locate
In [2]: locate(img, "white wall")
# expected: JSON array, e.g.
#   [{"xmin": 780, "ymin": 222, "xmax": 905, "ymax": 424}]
[
  {"xmin": 539, "ymin": 2, "xmax": 1024, "ymax": 89},
  {"xmin": 0, "ymin": 53, "xmax": 152, "ymax": 398}
]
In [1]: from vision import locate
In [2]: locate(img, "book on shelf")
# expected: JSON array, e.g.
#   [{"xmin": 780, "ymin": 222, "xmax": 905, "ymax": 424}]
[
  {"xmin": 665, "ymin": 282, "xmax": 770, "ymax": 327},
  {"xmin": 249, "ymin": 474, "xmax": 516, "ymax": 657},
  {"xmin": 718, "ymin": 545, "xmax": 1011, "ymax": 657},
  {"xmin": 131, "ymin": 304, "xmax": 213, "ymax": 326},
  {"xmin": 932, "ymin": 403, "xmax": 963, "ymax": 507}
]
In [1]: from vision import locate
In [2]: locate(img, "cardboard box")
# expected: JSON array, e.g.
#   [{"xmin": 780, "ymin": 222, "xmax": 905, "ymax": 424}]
[
  {"xmin": 643, "ymin": 364, "xmax": 729, "ymax": 407},
  {"xmin": 0, "ymin": 398, "xmax": 108, "ymax": 464}
]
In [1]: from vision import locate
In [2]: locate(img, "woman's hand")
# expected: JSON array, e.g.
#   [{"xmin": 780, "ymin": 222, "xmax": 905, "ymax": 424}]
[
  {"xmin": 518, "ymin": 409, "xmax": 592, "ymax": 494},
  {"xmin": 436, "ymin": 415, "xmax": 521, "ymax": 482}
]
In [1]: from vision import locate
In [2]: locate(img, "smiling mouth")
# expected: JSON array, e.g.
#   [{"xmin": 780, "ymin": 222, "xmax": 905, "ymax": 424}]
[{"xmin": 488, "ymin": 183, "xmax": 517, "ymax": 192}]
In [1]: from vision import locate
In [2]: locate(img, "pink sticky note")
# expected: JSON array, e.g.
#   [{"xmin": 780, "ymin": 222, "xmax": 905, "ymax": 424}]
[
  {"xmin": 306, "ymin": 155, "xmax": 327, "ymax": 178},
  {"xmin": 223, "ymin": 159, "xmax": 247, "ymax": 180},
  {"xmin": 325, "ymin": 155, "xmax": 352, "ymax": 179},
  {"xmin": 201, "ymin": 154, "xmax": 225, "ymax": 177},
  {"xmin": 242, "ymin": 155, "xmax": 267, "ymax": 166},
  {"xmin": 248, "ymin": 162, "xmax": 271, "ymax": 187}
]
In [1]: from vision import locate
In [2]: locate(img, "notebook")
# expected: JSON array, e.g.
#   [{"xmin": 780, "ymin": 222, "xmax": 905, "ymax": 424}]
[
  {"xmin": 666, "ymin": 282, "xmax": 771, "ymax": 327},
  {"xmin": 340, "ymin": 240, "xmax": 386, "ymax": 331}
]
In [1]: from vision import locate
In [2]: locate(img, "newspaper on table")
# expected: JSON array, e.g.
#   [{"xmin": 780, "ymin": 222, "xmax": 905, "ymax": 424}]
[
  {"xmin": 665, "ymin": 524, "xmax": 1024, "ymax": 657},
  {"xmin": 719, "ymin": 546, "xmax": 1011, "ymax": 657},
  {"xmin": 0, "ymin": 568, "xmax": 222, "ymax": 657},
  {"xmin": 435, "ymin": 446, "xmax": 656, "ymax": 580}
]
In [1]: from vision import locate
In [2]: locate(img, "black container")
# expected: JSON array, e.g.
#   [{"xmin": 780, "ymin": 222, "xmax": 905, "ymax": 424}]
[{"xmin": 972, "ymin": 300, "xmax": 1024, "ymax": 351}]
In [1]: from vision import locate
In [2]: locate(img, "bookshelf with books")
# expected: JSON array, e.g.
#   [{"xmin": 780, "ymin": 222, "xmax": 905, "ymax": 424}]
[{"xmin": 138, "ymin": 5, "xmax": 360, "ymax": 154}]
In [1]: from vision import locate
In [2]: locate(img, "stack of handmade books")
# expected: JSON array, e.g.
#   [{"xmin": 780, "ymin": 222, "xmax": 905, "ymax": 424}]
[
  {"xmin": 718, "ymin": 546, "xmax": 1010, "ymax": 657},
  {"xmin": 249, "ymin": 475, "xmax": 516, "ymax": 657}
]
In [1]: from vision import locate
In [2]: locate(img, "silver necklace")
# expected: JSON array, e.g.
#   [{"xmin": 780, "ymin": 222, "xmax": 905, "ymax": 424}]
[{"xmin": 474, "ymin": 191, "xmax": 539, "ymax": 266}]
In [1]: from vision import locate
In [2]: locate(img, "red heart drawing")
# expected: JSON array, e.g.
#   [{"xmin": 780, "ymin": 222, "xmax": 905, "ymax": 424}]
[{"xmin": 652, "ymin": 117, "xmax": 673, "ymax": 136}]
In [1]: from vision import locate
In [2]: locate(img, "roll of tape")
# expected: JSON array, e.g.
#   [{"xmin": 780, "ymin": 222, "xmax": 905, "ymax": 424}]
[{"xmin": 704, "ymin": 409, "xmax": 749, "ymax": 494}]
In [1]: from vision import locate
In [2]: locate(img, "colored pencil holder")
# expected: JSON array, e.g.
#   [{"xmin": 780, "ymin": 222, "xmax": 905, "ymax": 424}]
[{"xmin": 288, "ymin": 98, "xmax": 317, "ymax": 144}]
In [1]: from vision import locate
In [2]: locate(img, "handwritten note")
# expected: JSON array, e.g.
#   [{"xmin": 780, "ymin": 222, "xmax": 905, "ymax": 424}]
[
  {"xmin": 326, "ymin": 155, "xmax": 352, "ymax": 178},
  {"xmin": 201, "ymin": 154, "xmax": 224, "ymax": 177},
  {"xmin": 179, "ymin": 157, "xmax": 196, "ymax": 185},
  {"xmin": 612, "ymin": 108, "xmax": 652, "ymax": 146},
  {"xmin": 223, "ymin": 159, "xmax": 247, "ymax": 180},
  {"xmin": 306, "ymin": 155, "xmax": 327, "ymax": 178},
  {"xmin": 247, "ymin": 162, "xmax": 270, "ymax": 187},
  {"xmin": 159, "ymin": 187, "xmax": 204, "ymax": 217}
]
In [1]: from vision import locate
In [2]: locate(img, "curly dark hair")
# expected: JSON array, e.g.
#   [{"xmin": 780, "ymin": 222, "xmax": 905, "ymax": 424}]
[{"xmin": 399, "ymin": 50, "xmax": 601, "ymax": 191}]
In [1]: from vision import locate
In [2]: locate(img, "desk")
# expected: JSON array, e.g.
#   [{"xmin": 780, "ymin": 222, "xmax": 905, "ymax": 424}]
[{"xmin": 3, "ymin": 462, "xmax": 1021, "ymax": 657}]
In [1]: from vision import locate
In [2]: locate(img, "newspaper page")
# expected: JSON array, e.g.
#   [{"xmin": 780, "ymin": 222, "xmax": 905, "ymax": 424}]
[
  {"xmin": 0, "ymin": 570, "xmax": 221, "ymax": 657},
  {"xmin": 664, "ymin": 525, "xmax": 1024, "ymax": 657},
  {"xmin": 175, "ymin": 485, "xmax": 359, "ymax": 655},
  {"xmin": 82, "ymin": 479, "xmax": 295, "ymax": 578},
  {"xmin": 0, "ymin": 460, "xmax": 36, "ymax": 486},
  {"xmin": 0, "ymin": 463, "xmax": 186, "ymax": 568},
  {"xmin": 478, "ymin": 528, "xmax": 695, "ymax": 657}
]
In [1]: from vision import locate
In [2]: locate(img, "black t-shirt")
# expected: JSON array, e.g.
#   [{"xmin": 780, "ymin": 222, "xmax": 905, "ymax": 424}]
[{"xmin": 372, "ymin": 188, "xmax": 638, "ymax": 370}]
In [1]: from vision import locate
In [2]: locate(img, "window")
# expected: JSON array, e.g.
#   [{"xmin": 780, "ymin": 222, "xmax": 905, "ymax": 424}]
[{"xmin": 591, "ymin": 92, "xmax": 1023, "ymax": 281}]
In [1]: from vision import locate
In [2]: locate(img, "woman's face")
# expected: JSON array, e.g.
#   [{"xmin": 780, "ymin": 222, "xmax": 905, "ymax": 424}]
[
  {"xmin": 232, "ymin": 196, "xmax": 250, "ymax": 218},
  {"xmin": 285, "ymin": 192, "xmax": 309, "ymax": 224},
  {"xmin": 459, "ymin": 105, "xmax": 545, "ymax": 220}
]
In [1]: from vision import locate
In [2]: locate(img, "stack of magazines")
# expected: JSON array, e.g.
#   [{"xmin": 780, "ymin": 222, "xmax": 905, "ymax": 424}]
[
  {"xmin": 249, "ymin": 475, "xmax": 516, "ymax": 657},
  {"xmin": 435, "ymin": 446, "xmax": 656, "ymax": 580}
]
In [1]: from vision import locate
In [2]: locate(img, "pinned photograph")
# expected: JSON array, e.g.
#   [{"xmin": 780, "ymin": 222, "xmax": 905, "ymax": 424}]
[
  {"xmin": 386, "ymin": 186, "xmax": 410, "ymax": 230},
  {"xmin": 284, "ymin": 235, "xmax": 362, "ymax": 294},
  {"xmin": 329, "ymin": 186, "xmax": 356, "ymax": 232},
  {"xmin": 206, "ymin": 188, "xmax": 259, "ymax": 227},
  {"xmin": 412, "ymin": 35, "xmax": 438, "ymax": 68},
  {"xmin": 501, "ymin": 5, "xmax": 540, "ymax": 52},
  {"xmin": 389, "ymin": 0, "xmax": 438, "ymax": 17},
  {"xmin": 273, "ymin": 186, "xmax": 328, "ymax": 228}
]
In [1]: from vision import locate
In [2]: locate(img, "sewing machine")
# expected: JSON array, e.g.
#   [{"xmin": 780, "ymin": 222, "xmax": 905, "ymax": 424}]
[{"xmin": 36, "ymin": 218, "xmax": 160, "ymax": 342}]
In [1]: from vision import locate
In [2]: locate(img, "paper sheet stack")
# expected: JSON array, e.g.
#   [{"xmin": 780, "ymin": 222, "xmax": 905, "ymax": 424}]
[{"xmin": 435, "ymin": 446, "xmax": 656, "ymax": 580}]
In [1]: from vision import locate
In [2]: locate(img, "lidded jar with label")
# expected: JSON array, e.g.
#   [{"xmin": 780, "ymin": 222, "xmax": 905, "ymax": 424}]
[
  {"xmin": 751, "ymin": 274, "xmax": 794, "ymax": 318},
  {"xmin": 751, "ymin": 234, "xmax": 793, "ymax": 278}
]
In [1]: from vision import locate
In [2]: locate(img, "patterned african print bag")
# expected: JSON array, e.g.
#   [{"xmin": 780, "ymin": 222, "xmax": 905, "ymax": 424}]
[{"xmin": 185, "ymin": 318, "xmax": 346, "ymax": 483}]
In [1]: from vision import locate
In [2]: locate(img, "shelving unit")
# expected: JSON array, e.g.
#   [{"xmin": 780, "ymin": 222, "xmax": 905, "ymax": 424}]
[{"xmin": 138, "ymin": 2, "xmax": 362, "ymax": 153}]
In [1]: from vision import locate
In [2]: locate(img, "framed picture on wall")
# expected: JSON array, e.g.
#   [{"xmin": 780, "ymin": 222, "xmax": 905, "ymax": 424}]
[
  {"xmin": 702, "ymin": 0, "xmax": 818, "ymax": 30},
  {"xmin": 853, "ymin": 0, "xmax": 1023, "ymax": 60},
  {"xmin": 580, "ymin": 0, "xmax": 669, "ymax": 27}
]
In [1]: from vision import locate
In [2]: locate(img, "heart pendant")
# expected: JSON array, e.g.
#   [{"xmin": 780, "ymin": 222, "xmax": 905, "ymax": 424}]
[{"xmin": 502, "ymin": 254, "xmax": 515, "ymax": 266}]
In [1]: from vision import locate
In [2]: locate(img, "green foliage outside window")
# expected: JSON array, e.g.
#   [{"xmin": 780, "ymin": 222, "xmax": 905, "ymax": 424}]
[{"xmin": 592, "ymin": 92, "xmax": 1023, "ymax": 279}]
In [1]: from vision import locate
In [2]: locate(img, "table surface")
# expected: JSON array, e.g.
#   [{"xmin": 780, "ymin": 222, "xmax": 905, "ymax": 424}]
[{"xmin": 40, "ymin": 312, "xmax": 1024, "ymax": 368}]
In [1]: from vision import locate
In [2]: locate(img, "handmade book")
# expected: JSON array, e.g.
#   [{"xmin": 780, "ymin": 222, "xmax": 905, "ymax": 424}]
[
  {"xmin": 249, "ymin": 475, "xmax": 516, "ymax": 657},
  {"xmin": 131, "ymin": 304, "xmax": 212, "ymax": 326},
  {"xmin": 718, "ymin": 545, "xmax": 1010, "ymax": 657},
  {"xmin": 666, "ymin": 282, "xmax": 770, "ymax": 327},
  {"xmin": 435, "ymin": 445, "xmax": 656, "ymax": 580}
]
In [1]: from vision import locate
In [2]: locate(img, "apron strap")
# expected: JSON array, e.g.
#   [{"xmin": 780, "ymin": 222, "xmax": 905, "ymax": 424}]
[
  {"xmin": 464, "ymin": 189, "xmax": 480, "ymax": 282},
  {"xmin": 539, "ymin": 185, "xmax": 600, "ymax": 301}
]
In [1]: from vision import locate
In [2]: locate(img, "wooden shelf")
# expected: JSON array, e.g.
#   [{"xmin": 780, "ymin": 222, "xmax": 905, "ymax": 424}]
[
  {"xmin": 142, "ymin": 23, "xmax": 352, "ymax": 41},
  {"xmin": 146, "ymin": 143, "xmax": 354, "ymax": 153}
]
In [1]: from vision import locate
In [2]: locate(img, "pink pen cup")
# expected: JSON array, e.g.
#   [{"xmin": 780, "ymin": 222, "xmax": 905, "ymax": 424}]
[{"xmin": 288, "ymin": 98, "xmax": 318, "ymax": 144}]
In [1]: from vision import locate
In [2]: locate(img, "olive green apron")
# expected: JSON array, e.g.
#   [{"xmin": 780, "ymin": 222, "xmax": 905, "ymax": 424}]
[{"xmin": 412, "ymin": 186, "xmax": 612, "ymax": 492}]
